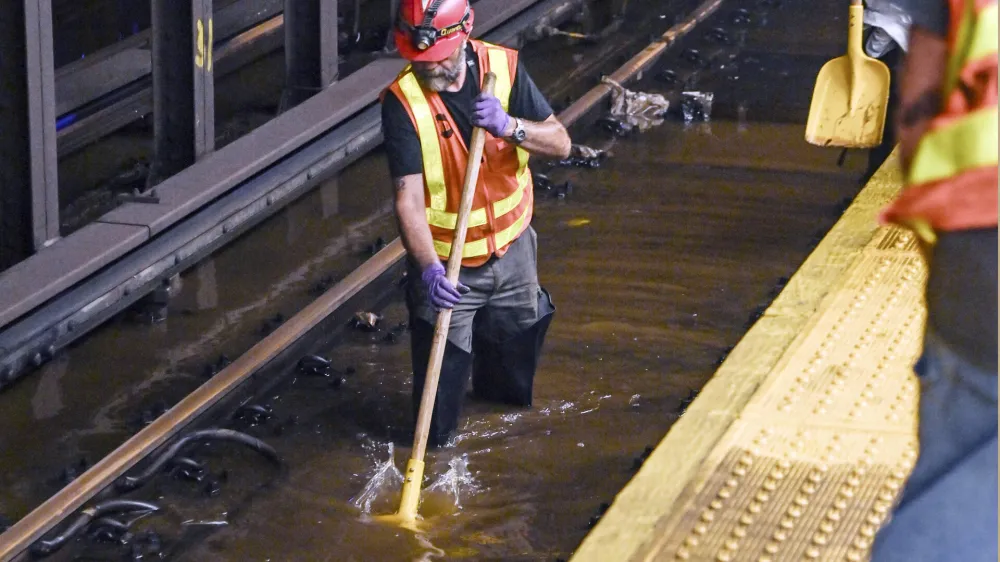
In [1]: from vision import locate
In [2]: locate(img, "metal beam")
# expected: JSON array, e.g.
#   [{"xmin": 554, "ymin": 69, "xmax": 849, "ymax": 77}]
[
  {"xmin": 57, "ymin": 14, "xmax": 284, "ymax": 158},
  {"xmin": 55, "ymin": 0, "xmax": 284, "ymax": 116},
  {"xmin": 0, "ymin": 0, "xmax": 60, "ymax": 271},
  {"xmin": 25, "ymin": 0, "xmax": 60, "ymax": 251},
  {"xmin": 281, "ymin": 0, "xmax": 339, "ymax": 110},
  {"xmin": 148, "ymin": 0, "xmax": 215, "ymax": 186}
]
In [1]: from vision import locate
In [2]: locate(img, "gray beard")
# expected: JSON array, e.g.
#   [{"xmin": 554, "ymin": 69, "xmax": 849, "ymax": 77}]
[{"xmin": 414, "ymin": 48, "xmax": 466, "ymax": 92}]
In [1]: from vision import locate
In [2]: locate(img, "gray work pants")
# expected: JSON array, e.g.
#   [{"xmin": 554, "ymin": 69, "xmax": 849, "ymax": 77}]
[
  {"xmin": 405, "ymin": 226, "xmax": 548, "ymax": 446},
  {"xmin": 406, "ymin": 226, "xmax": 541, "ymax": 352}
]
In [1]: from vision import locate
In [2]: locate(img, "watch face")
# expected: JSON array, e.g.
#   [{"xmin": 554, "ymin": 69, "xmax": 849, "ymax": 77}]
[{"xmin": 513, "ymin": 129, "xmax": 527, "ymax": 142}]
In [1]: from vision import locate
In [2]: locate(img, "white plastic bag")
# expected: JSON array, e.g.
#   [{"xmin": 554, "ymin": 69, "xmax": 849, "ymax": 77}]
[
  {"xmin": 863, "ymin": 1, "xmax": 913, "ymax": 56},
  {"xmin": 601, "ymin": 76, "xmax": 670, "ymax": 132}
]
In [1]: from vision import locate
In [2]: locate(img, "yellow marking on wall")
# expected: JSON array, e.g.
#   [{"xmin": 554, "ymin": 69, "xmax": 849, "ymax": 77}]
[{"xmin": 195, "ymin": 19, "xmax": 205, "ymax": 68}]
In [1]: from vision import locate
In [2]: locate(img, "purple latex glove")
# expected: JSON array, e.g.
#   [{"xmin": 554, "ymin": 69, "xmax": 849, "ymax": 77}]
[
  {"xmin": 472, "ymin": 93, "xmax": 511, "ymax": 138},
  {"xmin": 421, "ymin": 262, "xmax": 469, "ymax": 310}
]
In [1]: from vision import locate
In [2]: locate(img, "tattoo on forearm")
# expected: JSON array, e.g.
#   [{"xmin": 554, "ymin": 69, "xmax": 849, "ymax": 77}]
[
  {"xmin": 393, "ymin": 177, "xmax": 407, "ymax": 193},
  {"xmin": 900, "ymin": 90, "xmax": 942, "ymax": 127}
]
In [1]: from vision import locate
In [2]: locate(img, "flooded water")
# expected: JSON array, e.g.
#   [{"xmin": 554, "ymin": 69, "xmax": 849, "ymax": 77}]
[{"xmin": 0, "ymin": 0, "xmax": 874, "ymax": 560}]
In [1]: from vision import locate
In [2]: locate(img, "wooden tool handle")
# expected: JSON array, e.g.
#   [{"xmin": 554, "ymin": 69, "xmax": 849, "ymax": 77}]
[{"xmin": 411, "ymin": 72, "xmax": 498, "ymax": 461}]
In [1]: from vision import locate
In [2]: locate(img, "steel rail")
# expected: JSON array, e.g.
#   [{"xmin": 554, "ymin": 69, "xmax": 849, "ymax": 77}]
[
  {"xmin": 0, "ymin": 239, "xmax": 404, "ymax": 560},
  {"xmin": 0, "ymin": 0, "xmax": 726, "ymax": 557},
  {"xmin": 557, "ymin": 0, "xmax": 725, "ymax": 125}
]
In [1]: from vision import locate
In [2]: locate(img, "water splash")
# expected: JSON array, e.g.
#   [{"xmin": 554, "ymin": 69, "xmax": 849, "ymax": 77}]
[
  {"xmin": 351, "ymin": 441, "xmax": 404, "ymax": 515},
  {"xmin": 425, "ymin": 454, "xmax": 479, "ymax": 507}
]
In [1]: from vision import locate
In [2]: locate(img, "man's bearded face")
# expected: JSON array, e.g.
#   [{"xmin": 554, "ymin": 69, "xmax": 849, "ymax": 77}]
[{"xmin": 412, "ymin": 42, "xmax": 466, "ymax": 92}]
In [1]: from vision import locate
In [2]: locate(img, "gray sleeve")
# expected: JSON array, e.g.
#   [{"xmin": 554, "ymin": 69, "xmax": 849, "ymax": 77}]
[{"xmin": 881, "ymin": 0, "xmax": 948, "ymax": 36}]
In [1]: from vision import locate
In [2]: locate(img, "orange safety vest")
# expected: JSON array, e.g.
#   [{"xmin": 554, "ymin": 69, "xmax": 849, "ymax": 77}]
[
  {"xmin": 386, "ymin": 39, "xmax": 534, "ymax": 267},
  {"xmin": 881, "ymin": 0, "xmax": 998, "ymax": 244}
]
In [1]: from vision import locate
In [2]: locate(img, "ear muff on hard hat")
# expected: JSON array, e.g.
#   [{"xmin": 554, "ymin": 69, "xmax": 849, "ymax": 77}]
[{"xmin": 394, "ymin": 0, "xmax": 474, "ymax": 62}]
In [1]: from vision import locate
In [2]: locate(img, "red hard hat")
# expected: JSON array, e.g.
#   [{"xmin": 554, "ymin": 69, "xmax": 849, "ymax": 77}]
[{"xmin": 394, "ymin": 0, "xmax": 475, "ymax": 62}]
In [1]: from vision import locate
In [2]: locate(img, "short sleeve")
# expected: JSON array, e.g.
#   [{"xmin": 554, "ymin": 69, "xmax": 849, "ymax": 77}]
[
  {"xmin": 381, "ymin": 91, "xmax": 424, "ymax": 178},
  {"xmin": 509, "ymin": 60, "xmax": 554, "ymax": 123}
]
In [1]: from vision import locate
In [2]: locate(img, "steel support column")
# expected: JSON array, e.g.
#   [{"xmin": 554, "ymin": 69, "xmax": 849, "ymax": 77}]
[
  {"xmin": 0, "ymin": 0, "xmax": 59, "ymax": 270},
  {"xmin": 384, "ymin": 0, "xmax": 400, "ymax": 52},
  {"xmin": 148, "ymin": 0, "xmax": 214, "ymax": 186},
  {"xmin": 280, "ymin": 0, "xmax": 338, "ymax": 110}
]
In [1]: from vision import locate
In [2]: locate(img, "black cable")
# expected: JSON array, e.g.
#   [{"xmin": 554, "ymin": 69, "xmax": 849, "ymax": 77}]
[
  {"xmin": 30, "ymin": 499, "xmax": 160, "ymax": 556},
  {"xmin": 115, "ymin": 429, "xmax": 280, "ymax": 492}
]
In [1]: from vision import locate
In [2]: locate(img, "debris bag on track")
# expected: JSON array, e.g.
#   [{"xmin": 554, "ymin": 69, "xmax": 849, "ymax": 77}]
[{"xmin": 602, "ymin": 77, "xmax": 670, "ymax": 132}]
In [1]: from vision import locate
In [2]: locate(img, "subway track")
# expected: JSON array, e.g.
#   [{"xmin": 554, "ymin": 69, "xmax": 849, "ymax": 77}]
[{"xmin": 0, "ymin": 0, "xmax": 886, "ymax": 560}]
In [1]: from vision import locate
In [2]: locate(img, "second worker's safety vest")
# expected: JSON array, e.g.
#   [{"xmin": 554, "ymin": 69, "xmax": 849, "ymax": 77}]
[
  {"xmin": 386, "ymin": 39, "xmax": 533, "ymax": 267},
  {"xmin": 881, "ymin": 0, "xmax": 998, "ymax": 244}
]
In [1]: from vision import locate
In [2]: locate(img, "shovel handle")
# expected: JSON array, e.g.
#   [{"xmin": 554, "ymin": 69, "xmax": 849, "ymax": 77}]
[
  {"xmin": 410, "ymin": 72, "xmax": 498, "ymax": 462},
  {"xmin": 847, "ymin": 1, "xmax": 865, "ymax": 62}
]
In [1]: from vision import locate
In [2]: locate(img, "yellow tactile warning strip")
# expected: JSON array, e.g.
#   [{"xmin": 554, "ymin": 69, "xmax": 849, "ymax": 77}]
[{"xmin": 571, "ymin": 153, "xmax": 923, "ymax": 562}]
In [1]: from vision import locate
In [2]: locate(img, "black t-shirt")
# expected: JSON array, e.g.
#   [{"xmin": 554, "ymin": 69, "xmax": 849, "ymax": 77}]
[{"xmin": 381, "ymin": 43, "xmax": 554, "ymax": 178}]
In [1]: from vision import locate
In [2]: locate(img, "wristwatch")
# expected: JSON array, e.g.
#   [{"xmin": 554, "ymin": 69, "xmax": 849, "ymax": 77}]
[{"xmin": 508, "ymin": 117, "xmax": 526, "ymax": 144}]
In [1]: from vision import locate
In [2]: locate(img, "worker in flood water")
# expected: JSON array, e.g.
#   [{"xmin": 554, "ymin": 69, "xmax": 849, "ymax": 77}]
[
  {"xmin": 380, "ymin": 0, "xmax": 572, "ymax": 447},
  {"xmin": 869, "ymin": 0, "xmax": 997, "ymax": 560}
]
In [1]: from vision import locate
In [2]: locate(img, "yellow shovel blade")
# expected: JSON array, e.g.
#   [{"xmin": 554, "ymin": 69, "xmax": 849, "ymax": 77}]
[
  {"xmin": 371, "ymin": 458, "xmax": 425, "ymax": 531},
  {"xmin": 805, "ymin": 53, "xmax": 890, "ymax": 148}
]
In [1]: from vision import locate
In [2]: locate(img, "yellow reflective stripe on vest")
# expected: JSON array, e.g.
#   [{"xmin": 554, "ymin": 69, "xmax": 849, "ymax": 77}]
[
  {"xmin": 909, "ymin": 105, "xmax": 999, "ymax": 185},
  {"xmin": 488, "ymin": 48, "xmax": 513, "ymax": 111},
  {"xmin": 397, "ymin": 73, "xmax": 447, "ymax": 212},
  {"xmin": 492, "ymin": 148, "xmax": 532, "ymax": 218},
  {"xmin": 433, "ymin": 203, "xmax": 530, "ymax": 259},
  {"xmin": 946, "ymin": 1, "xmax": 998, "ymax": 95},
  {"xmin": 483, "ymin": 45, "xmax": 525, "ymax": 219},
  {"xmin": 493, "ymin": 175, "xmax": 526, "ymax": 217},
  {"xmin": 427, "ymin": 207, "xmax": 488, "ymax": 230},
  {"xmin": 434, "ymin": 236, "xmax": 489, "ymax": 259},
  {"xmin": 966, "ymin": 2, "xmax": 998, "ymax": 63},
  {"xmin": 516, "ymin": 145, "xmax": 530, "ymax": 185},
  {"xmin": 494, "ymin": 203, "xmax": 529, "ymax": 249}
]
